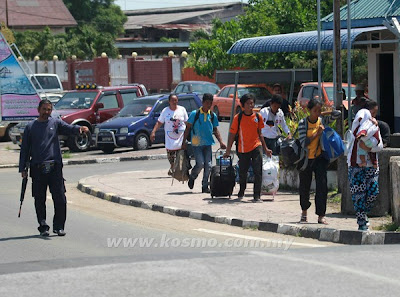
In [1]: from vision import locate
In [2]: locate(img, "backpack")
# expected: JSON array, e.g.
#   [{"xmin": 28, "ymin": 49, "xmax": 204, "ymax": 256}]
[
  {"xmin": 171, "ymin": 150, "xmax": 192, "ymax": 183},
  {"xmin": 234, "ymin": 111, "xmax": 261, "ymax": 154},
  {"xmin": 188, "ymin": 108, "xmax": 215, "ymax": 142},
  {"xmin": 321, "ymin": 127, "xmax": 345, "ymax": 162}
]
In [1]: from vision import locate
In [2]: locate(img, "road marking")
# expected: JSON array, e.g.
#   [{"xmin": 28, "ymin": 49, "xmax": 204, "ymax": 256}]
[
  {"xmin": 251, "ymin": 251, "xmax": 400, "ymax": 286},
  {"xmin": 193, "ymin": 228, "xmax": 326, "ymax": 248}
]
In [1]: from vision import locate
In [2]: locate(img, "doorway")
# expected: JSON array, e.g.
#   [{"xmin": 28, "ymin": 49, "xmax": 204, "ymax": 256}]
[{"xmin": 378, "ymin": 54, "xmax": 394, "ymax": 130}]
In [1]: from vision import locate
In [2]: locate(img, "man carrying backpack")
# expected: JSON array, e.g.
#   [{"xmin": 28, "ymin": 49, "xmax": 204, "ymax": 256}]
[{"xmin": 182, "ymin": 93, "xmax": 226, "ymax": 193}]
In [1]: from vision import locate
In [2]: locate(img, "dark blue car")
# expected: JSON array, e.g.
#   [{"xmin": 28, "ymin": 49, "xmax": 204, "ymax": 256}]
[{"xmin": 94, "ymin": 93, "xmax": 202, "ymax": 153}]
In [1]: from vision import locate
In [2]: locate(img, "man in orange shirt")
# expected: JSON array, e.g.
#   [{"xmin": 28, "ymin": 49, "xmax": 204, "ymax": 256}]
[{"xmin": 224, "ymin": 93, "xmax": 272, "ymax": 202}]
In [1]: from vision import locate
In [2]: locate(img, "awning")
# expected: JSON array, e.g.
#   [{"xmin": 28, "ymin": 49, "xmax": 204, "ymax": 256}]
[{"xmin": 227, "ymin": 26, "xmax": 387, "ymax": 54}]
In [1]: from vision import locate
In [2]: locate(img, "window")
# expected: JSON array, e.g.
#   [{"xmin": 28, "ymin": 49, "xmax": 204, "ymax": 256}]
[
  {"xmin": 120, "ymin": 91, "xmax": 138, "ymax": 106},
  {"xmin": 154, "ymin": 100, "xmax": 169, "ymax": 113},
  {"xmin": 175, "ymin": 85, "xmax": 184, "ymax": 93},
  {"xmin": 179, "ymin": 97, "xmax": 195, "ymax": 113},
  {"xmin": 302, "ymin": 86, "xmax": 314, "ymax": 100},
  {"xmin": 99, "ymin": 94, "xmax": 118, "ymax": 109},
  {"xmin": 227, "ymin": 87, "xmax": 235, "ymax": 98},
  {"xmin": 182, "ymin": 84, "xmax": 190, "ymax": 92},
  {"xmin": 219, "ymin": 87, "xmax": 229, "ymax": 98}
]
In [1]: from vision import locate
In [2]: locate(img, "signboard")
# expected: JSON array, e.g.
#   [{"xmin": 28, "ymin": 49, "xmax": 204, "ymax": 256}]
[{"xmin": 0, "ymin": 33, "xmax": 41, "ymax": 121}]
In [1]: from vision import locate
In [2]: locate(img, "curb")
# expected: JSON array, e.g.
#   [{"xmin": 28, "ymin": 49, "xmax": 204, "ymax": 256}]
[
  {"xmin": 77, "ymin": 182, "xmax": 400, "ymax": 245},
  {"xmin": 0, "ymin": 153, "xmax": 168, "ymax": 169}
]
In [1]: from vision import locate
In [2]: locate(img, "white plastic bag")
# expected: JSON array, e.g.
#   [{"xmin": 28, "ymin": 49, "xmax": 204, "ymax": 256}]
[
  {"xmin": 343, "ymin": 130, "xmax": 354, "ymax": 156},
  {"xmin": 261, "ymin": 155, "xmax": 279, "ymax": 195}
]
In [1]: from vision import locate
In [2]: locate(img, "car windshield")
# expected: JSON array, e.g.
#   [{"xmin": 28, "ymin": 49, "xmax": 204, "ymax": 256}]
[
  {"xmin": 237, "ymin": 87, "xmax": 272, "ymax": 105},
  {"xmin": 325, "ymin": 87, "xmax": 356, "ymax": 101},
  {"xmin": 191, "ymin": 84, "xmax": 220, "ymax": 94},
  {"xmin": 54, "ymin": 92, "xmax": 97, "ymax": 109},
  {"xmin": 117, "ymin": 99, "xmax": 157, "ymax": 117}
]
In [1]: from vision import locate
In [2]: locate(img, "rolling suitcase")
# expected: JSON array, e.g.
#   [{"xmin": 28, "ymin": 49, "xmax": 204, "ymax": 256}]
[{"xmin": 210, "ymin": 155, "xmax": 236, "ymax": 199}]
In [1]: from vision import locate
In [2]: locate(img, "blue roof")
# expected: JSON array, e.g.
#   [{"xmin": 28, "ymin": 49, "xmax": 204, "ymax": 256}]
[{"xmin": 227, "ymin": 26, "xmax": 386, "ymax": 54}]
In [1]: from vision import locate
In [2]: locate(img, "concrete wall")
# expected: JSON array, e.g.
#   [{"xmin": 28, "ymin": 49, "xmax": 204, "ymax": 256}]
[
  {"xmin": 339, "ymin": 148, "xmax": 400, "ymax": 216},
  {"xmin": 390, "ymin": 156, "xmax": 400, "ymax": 225},
  {"xmin": 279, "ymin": 168, "xmax": 337, "ymax": 191}
]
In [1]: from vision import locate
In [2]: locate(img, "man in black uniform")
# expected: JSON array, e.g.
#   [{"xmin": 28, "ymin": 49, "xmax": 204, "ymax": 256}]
[{"xmin": 19, "ymin": 99, "xmax": 89, "ymax": 236}]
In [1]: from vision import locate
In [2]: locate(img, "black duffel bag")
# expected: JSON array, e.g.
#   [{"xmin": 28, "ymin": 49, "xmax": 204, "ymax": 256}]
[{"xmin": 279, "ymin": 138, "xmax": 301, "ymax": 167}]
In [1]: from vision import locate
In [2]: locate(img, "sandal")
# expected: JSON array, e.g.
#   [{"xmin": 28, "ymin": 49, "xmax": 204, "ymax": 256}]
[
  {"xmin": 299, "ymin": 215, "xmax": 308, "ymax": 223},
  {"xmin": 318, "ymin": 216, "xmax": 328, "ymax": 225}
]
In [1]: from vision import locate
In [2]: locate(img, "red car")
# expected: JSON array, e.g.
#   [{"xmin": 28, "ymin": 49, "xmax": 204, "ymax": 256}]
[
  {"xmin": 53, "ymin": 85, "xmax": 146, "ymax": 151},
  {"xmin": 211, "ymin": 84, "xmax": 272, "ymax": 119},
  {"xmin": 297, "ymin": 82, "xmax": 356, "ymax": 109}
]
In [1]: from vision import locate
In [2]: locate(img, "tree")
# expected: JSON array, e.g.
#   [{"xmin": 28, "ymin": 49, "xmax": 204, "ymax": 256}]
[
  {"xmin": 13, "ymin": 0, "xmax": 126, "ymax": 60},
  {"xmin": 188, "ymin": 0, "xmax": 366, "ymax": 83}
]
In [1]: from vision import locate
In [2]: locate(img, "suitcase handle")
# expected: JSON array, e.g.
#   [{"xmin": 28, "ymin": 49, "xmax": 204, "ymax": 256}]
[{"xmin": 215, "ymin": 148, "xmax": 234, "ymax": 163}]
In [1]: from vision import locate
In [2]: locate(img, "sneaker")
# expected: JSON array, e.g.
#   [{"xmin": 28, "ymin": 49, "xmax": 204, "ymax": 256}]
[
  {"xmin": 253, "ymin": 196, "xmax": 262, "ymax": 203},
  {"xmin": 188, "ymin": 178, "xmax": 194, "ymax": 189},
  {"xmin": 202, "ymin": 187, "xmax": 210, "ymax": 193},
  {"xmin": 358, "ymin": 225, "xmax": 369, "ymax": 231},
  {"xmin": 40, "ymin": 230, "xmax": 50, "ymax": 237},
  {"xmin": 168, "ymin": 169, "xmax": 173, "ymax": 176},
  {"xmin": 53, "ymin": 229, "xmax": 66, "ymax": 236}
]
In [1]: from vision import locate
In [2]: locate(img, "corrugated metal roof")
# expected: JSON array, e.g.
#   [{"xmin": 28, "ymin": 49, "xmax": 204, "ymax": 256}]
[
  {"xmin": 322, "ymin": 0, "xmax": 400, "ymax": 29},
  {"xmin": 0, "ymin": 0, "xmax": 77, "ymax": 28},
  {"xmin": 227, "ymin": 26, "xmax": 387, "ymax": 54},
  {"xmin": 125, "ymin": 8, "xmax": 230, "ymax": 30}
]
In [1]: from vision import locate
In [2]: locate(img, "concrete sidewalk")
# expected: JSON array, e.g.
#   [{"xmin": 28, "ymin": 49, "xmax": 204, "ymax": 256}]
[{"xmin": 78, "ymin": 169, "xmax": 399, "ymax": 245}]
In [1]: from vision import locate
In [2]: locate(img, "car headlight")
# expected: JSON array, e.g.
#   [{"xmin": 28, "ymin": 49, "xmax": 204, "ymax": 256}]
[
  {"xmin": 120, "ymin": 127, "xmax": 129, "ymax": 134},
  {"xmin": 94, "ymin": 127, "xmax": 99, "ymax": 134}
]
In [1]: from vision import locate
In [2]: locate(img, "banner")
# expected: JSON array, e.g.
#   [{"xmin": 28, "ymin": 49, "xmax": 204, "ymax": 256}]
[{"xmin": 0, "ymin": 32, "xmax": 41, "ymax": 121}]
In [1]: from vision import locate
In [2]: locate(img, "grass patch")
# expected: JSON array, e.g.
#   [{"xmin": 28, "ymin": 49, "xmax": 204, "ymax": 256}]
[
  {"xmin": 373, "ymin": 222, "xmax": 400, "ymax": 232},
  {"xmin": 243, "ymin": 226, "xmax": 258, "ymax": 231},
  {"xmin": 327, "ymin": 188, "xmax": 341, "ymax": 204},
  {"xmin": 62, "ymin": 150, "xmax": 71, "ymax": 159},
  {"xmin": 5, "ymin": 145, "xmax": 12, "ymax": 150}
]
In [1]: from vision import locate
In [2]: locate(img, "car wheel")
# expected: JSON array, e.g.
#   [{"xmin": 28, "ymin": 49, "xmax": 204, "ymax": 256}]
[
  {"xmin": 213, "ymin": 106, "xmax": 221, "ymax": 121},
  {"xmin": 134, "ymin": 132, "xmax": 150, "ymax": 150},
  {"xmin": 100, "ymin": 144, "xmax": 115, "ymax": 154},
  {"xmin": 5, "ymin": 124, "xmax": 15, "ymax": 142},
  {"xmin": 235, "ymin": 106, "xmax": 242, "ymax": 115},
  {"xmin": 67, "ymin": 130, "xmax": 91, "ymax": 152}
]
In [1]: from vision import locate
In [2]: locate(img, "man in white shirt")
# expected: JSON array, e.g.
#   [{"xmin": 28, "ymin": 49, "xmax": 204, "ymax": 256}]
[
  {"xmin": 260, "ymin": 94, "xmax": 291, "ymax": 155},
  {"xmin": 150, "ymin": 94, "xmax": 188, "ymax": 175}
]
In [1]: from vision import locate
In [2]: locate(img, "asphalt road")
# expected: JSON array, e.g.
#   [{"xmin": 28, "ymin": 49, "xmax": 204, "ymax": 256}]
[{"xmin": 1, "ymin": 160, "xmax": 399, "ymax": 296}]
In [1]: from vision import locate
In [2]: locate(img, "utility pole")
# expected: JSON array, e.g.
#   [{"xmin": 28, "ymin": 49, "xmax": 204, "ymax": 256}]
[
  {"xmin": 334, "ymin": 0, "xmax": 343, "ymax": 136},
  {"xmin": 6, "ymin": 0, "xmax": 9, "ymax": 27}
]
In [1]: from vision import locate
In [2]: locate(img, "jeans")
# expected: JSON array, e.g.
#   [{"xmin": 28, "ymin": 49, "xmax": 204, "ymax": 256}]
[
  {"xmin": 190, "ymin": 145, "xmax": 212, "ymax": 189},
  {"xmin": 298, "ymin": 156, "xmax": 329, "ymax": 216},
  {"xmin": 238, "ymin": 146, "xmax": 263, "ymax": 197}
]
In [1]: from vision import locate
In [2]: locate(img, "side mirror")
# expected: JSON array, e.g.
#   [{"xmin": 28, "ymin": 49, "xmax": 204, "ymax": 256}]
[
  {"xmin": 95, "ymin": 102, "xmax": 104, "ymax": 110},
  {"xmin": 229, "ymin": 94, "xmax": 234, "ymax": 98}
]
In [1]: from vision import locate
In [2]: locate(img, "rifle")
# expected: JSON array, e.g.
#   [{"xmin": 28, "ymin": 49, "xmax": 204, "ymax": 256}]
[
  {"xmin": 18, "ymin": 149, "xmax": 30, "ymax": 218},
  {"xmin": 18, "ymin": 173, "xmax": 28, "ymax": 218}
]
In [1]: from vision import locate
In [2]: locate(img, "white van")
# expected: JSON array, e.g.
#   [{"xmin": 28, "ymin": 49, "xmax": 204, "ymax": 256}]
[{"xmin": 29, "ymin": 73, "xmax": 64, "ymax": 94}]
